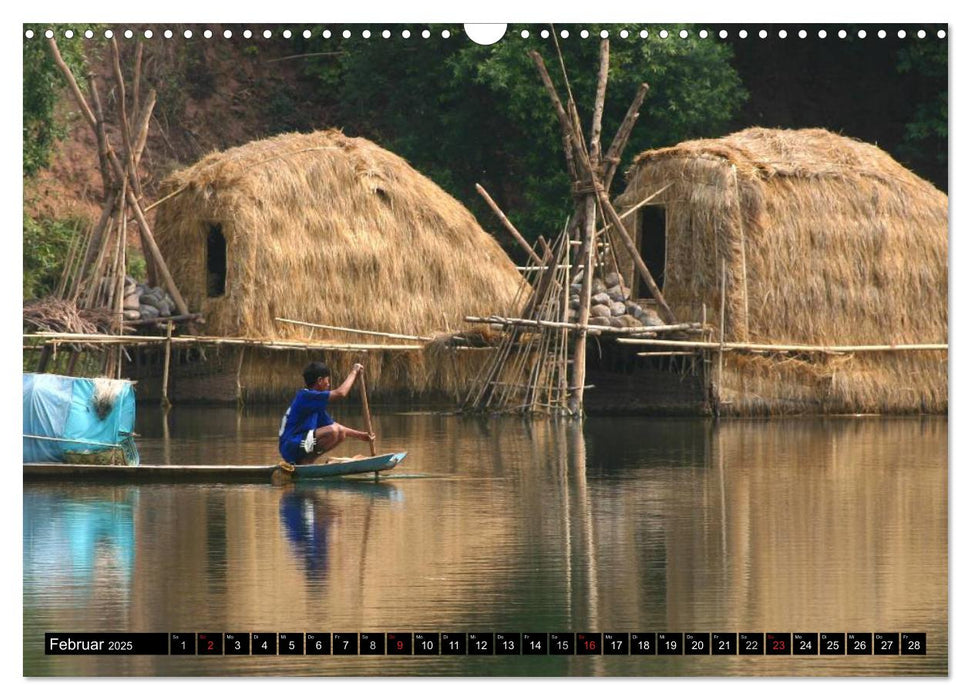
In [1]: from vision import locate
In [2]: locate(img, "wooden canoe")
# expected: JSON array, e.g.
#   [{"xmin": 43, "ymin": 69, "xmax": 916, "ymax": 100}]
[{"xmin": 23, "ymin": 451, "xmax": 407, "ymax": 484}]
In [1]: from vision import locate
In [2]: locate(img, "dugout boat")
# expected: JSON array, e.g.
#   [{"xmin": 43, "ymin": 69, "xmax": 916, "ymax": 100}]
[{"xmin": 23, "ymin": 451, "xmax": 408, "ymax": 484}]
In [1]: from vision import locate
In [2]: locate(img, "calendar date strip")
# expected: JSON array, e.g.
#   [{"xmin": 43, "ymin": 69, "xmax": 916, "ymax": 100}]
[{"xmin": 45, "ymin": 632, "xmax": 927, "ymax": 656}]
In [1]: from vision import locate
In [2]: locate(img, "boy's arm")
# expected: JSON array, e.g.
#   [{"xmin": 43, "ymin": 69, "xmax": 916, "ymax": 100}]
[{"xmin": 329, "ymin": 363, "xmax": 364, "ymax": 400}]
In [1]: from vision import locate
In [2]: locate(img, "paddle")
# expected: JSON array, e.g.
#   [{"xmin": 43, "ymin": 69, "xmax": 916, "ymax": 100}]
[{"xmin": 359, "ymin": 365, "xmax": 377, "ymax": 457}]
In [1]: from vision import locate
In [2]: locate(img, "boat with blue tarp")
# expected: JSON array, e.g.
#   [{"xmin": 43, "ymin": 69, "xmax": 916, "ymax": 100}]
[{"xmin": 23, "ymin": 373, "xmax": 406, "ymax": 483}]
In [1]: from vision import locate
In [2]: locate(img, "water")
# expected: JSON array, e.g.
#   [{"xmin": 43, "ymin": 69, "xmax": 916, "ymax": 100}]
[{"xmin": 23, "ymin": 406, "xmax": 947, "ymax": 676}]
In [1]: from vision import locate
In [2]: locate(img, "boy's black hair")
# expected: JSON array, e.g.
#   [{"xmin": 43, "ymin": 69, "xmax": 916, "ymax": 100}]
[{"xmin": 303, "ymin": 361, "xmax": 331, "ymax": 388}]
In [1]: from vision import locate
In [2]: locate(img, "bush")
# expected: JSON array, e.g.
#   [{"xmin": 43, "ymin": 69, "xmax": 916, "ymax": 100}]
[{"xmin": 23, "ymin": 213, "xmax": 87, "ymax": 300}]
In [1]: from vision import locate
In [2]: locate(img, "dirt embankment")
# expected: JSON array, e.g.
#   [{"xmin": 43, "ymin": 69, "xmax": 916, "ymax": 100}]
[{"xmin": 27, "ymin": 33, "xmax": 337, "ymax": 228}]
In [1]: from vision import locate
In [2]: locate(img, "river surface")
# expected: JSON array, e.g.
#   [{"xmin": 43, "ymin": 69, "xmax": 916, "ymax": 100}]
[{"xmin": 23, "ymin": 406, "xmax": 947, "ymax": 676}]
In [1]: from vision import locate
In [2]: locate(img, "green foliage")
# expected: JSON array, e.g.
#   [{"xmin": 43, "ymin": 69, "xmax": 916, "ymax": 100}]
[
  {"xmin": 126, "ymin": 249, "xmax": 147, "ymax": 282},
  {"xmin": 23, "ymin": 26, "xmax": 98, "ymax": 178},
  {"xmin": 23, "ymin": 212, "xmax": 85, "ymax": 300},
  {"xmin": 299, "ymin": 24, "xmax": 746, "ymax": 246},
  {"xmin": 896, "ymin": 39, "xmax": 947, "ymax": 170}
]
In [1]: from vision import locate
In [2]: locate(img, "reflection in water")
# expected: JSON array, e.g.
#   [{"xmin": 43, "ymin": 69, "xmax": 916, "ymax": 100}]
[
  {"xmin": 24, "ymin": 490, "xmax": 135, "ymax": 595},
  {"xmin": 279, "ymin": 482, "xmax": 403, "ymax": 580},
  {"xmin": 23, "ymin": 409, "xmax": 947, "ymax": 676},
  {"xmin": 280, "ymin": 491, "xmax": 335, "ymax": 578}
]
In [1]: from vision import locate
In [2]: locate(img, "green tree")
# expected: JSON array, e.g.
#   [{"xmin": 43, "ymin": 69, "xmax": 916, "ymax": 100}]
[
  {"xmin": 300, "ymin": 24, "xmax": 745, "ymax": 247},
  {"xmin": 23, "ymin": 26, "xmax": 97, "ymax": 177},
  {"xmin": 23, "ymin": 27, "xmax": 101, "ymax": 300},
  {"xmin": 896, "ymin": 38, "xmax": 947, "ymax": 184},
  {"xmin": 22, "ymin": 212, "xmax": 83, "ymax": 299}
]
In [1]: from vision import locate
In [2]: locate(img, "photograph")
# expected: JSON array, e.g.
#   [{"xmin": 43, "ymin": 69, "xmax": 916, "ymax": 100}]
[{"xmin": 21, "ymin": 21, "xmax": 948, "ymax": 678}]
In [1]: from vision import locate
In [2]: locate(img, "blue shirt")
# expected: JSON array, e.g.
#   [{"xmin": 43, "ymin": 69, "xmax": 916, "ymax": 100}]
[{"xmin": 279, "ymin": 389, "xmax": 335, "ymax": 461}]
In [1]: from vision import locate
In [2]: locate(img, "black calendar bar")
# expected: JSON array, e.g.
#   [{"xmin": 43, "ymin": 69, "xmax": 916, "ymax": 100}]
[
  {"xmin": 43, "ymin": 631, "xmax": 928, "ymax": 656},
  {"xmin": 45, "ymin": 633, "xmax": 169, "ymax": 655}
]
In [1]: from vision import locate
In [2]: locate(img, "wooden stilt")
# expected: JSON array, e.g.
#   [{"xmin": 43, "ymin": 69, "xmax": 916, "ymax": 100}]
[
  {"xmin": 718, "ymin": 259, "xmax": 727, "ymax": 399},
  {"xmin": 161, "ymin": 321, "xmax": 173, "ymax": 409},
  {"xmin": 570, "ymin": 196, "xmax": 597, "ymax": 414}
]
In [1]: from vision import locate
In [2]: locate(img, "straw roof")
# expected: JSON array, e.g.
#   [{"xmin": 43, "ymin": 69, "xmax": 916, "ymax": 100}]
[
  {"xmin": 615, "ymin": 127, "xmax": 947, "ymax": 413},
  {"xmin": 150, "ymin": 130, "xmax": 527, "ymax": 400},
  {"xmin": 153, "ymin": 129, "xmax": 524, "ymax": 342}
]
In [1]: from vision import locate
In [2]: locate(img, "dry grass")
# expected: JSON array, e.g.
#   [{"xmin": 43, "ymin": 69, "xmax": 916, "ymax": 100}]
[
  {"xmin": 615, "ymin": 127, "xmax": 948, "ymax": 414},
  {"xmin": 152, "ymin": 130, "xmax": 524, "ymax": 398},
  {"xmin": 23, "ymin": 297, "xmax": 114, "ymax": 335},
  {"xmin": 229, "ymin": 347, "xmax": 498, "ymax": 404}
]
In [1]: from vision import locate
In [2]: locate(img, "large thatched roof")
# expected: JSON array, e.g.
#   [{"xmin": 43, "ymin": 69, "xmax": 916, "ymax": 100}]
[
  {"xmin": 153, "ymin": 129, "xmax": 524, "ymax": 342},
  {"xmin": 618, "ymin": 127, "xmax": 947, "ymax": 345},
  {"xmin": 615, "ymin": 127, "xmax": 947, "ymax": 413}
]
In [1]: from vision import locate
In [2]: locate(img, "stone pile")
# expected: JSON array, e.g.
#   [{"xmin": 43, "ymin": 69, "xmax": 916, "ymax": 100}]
[
  {"xmin": 121, "ymin": 276, "xmax": 179, "ymax": 322},
  {"xmin": 566, "ymin": 271, "xmax": 663, "ymax": 329}
]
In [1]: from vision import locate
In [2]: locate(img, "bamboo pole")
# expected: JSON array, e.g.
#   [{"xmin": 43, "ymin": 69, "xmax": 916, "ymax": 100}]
[
  {"xmin": 55, "ymin": 226, "xmax": 82, "ymax": 299},
  {"xmin": 275, "ymin": 318, "xmax": 432, "ymax": 341},
  {"xmin": 617, "ymin": 337, "xmax": 948, "ymax": 353},
  {"xmin": 559, "ymin": 228, "xmax": 572, "ymax": 410},
  {"xmin": 75, "ymin": 199, "xmax": 115, "ymax": 298},
  {"xmin": 465, "ymin": 315, "xmax": 702, "ymax": 335},
  {"xmin": 594, "ymin": 179, "xmax": 676, "ymax": 323},
  {"xmin": 636, "ymin": 351, "xmax": 698, "ymax": 357},
  {"xmin": 475, "ymin": 184, "xmax": 544, "ymax": 266},
  {"xmin": 27, "ymin": 332, "xmax": 427, "ymax": 352},
  {"xmin": 132, "ymin": 90, "xmax": 157, "ymax": 166},
  {"xmin": 123, "ymin": 187, "xmax": 189, "ymax": 315},
  {"xmin": 126, "ymin": 313, "xmax": 204, "ymax": 327},
  {"xmin": 599, "ymin": 184, "xmax": 672, "ymax": 236},
  {"xmin": 85, "ymin": 72, "xmax": 114, "ymax": 208},
  {"xmin": 67, "ymin": 222, "xmax": 95, "ymax": 302},
  {"xmin": 718, "ymin": 259, "xmax": 727, "ymax": 394},
  {"xmin": 603, "ymin": 82, "xmax": 648, "ymax": 191},
  {"xmin": 732, "ymin": 165, "xmax": 750, "ymax": 340},
  {"xmin": 529, "ymin": 51, "xmax": 587, "ymax": 172},
  {"xmin": 520, "ymin": 234, "xmax": 561, "ymax": 322},
  {"xmin": 110, "ymin": 38, "xmax": 138, "ymax": 191},
  {"xmin": 589, "ymin": 40, "xmax": 609, "ymax": 164},
  {"xmin": 113, "ymin": 180, "xmax": 128, "ymax": 378},
  {"xmin": 46, "ymin": 38, "xmax": 96, "ymax": 128},
  {"xmin": 235, "ymin": 346, "xmax": 246, "ymax": 408},
  {"xmin": 538, "ymin": 235, "xmax": 553, "ymax": 262},
  {"xmin": 115, "ymin": 181, "xmax": 128, "ymax": 334},
  {"xmin": 84, "ymin": 209, "xmax": 116, "ymax": 308},
  {"xmin": 131, "ymin": 42, "xmax": 143, "ymax": 127},
  {"xmin": 550, "ymin": 28, "xmax": 589, "ymax": 161},
  {"xmin": 570, "ymin": 196, "xmax": 597, "ymax": 414},
  {"xmin": 359, "ymin": 371, "xmax": 377, "ymax": 457},
  {"xmin": 161, "ymin": 321, "xmax": 173, "ymax": 409}
]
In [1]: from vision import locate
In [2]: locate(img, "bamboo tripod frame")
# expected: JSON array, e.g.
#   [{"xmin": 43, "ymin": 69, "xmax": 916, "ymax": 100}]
[
  {"xmin": 466, "ymin": 37, "xmax": 671, "ymax": 416},
  {"xmin": 44, "ymin": 37, "xmax": 190, "ymax": 377}
]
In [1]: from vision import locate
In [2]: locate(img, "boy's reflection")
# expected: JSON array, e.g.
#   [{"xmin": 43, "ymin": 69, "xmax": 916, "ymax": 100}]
[
  {"xmin": 279, "ymin": 483, "xmax": 403, "ymax": 579},
  {"xmin": 280, "ymin": 491, "xmax": 336, "ymax": 577}
]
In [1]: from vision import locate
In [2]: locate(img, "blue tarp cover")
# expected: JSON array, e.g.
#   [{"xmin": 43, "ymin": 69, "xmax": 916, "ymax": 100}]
[{"xmin": 23, "ymin": 373, "xmax": 138, "ymax": 465}]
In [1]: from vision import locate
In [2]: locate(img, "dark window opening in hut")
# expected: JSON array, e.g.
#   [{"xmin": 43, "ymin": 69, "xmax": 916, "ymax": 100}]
[
  {"xmin": 637, "ymin": 205, "xmax": 667, "ymax": 297},
  {"xmin": 206, "ymin": 224, "xmax": 227, "ymax": 298}
]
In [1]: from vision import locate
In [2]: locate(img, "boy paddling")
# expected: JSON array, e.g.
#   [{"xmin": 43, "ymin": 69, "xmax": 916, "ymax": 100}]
[{"xmin": 279, "ymin": 362, "xmax": 375, "ymax": 465}]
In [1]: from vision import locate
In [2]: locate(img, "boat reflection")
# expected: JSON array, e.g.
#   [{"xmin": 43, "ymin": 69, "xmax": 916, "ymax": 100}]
[{"xmin": 23, "ymin": 490, "xmax": 136, "ymax": 599}]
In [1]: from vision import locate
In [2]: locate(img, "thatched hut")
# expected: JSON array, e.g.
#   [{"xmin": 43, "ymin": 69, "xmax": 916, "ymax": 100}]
[
  {"xmin": 611, "ymin": 127, "xmax": 947, "ymax": 414},
  {"xmin": 146, "ymin": 130, "xmax": 525, "ymax": 403}
]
